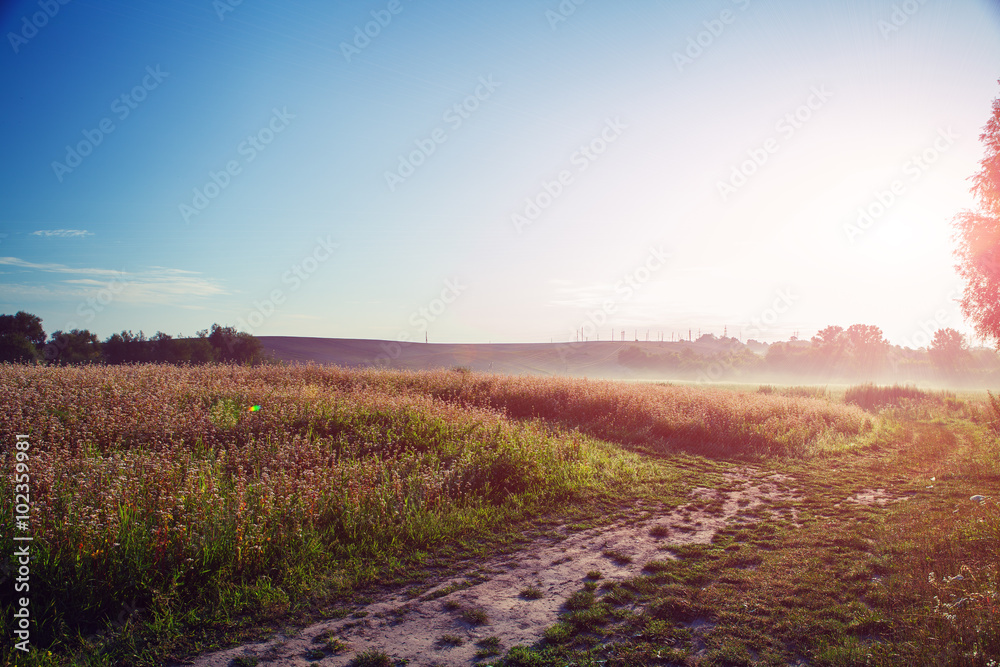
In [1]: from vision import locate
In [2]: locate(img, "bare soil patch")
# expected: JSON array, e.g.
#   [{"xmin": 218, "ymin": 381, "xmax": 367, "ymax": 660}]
[
  {"xmin": 183, "ymin": 468, "xmax": 802, "ymax": 666},
  {"xmin": 839, "ymin": 487, "xmax": 908, "ymax": 507}
]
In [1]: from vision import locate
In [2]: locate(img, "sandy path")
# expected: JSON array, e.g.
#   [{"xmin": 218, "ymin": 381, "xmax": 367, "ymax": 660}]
[{"xmin": 182, "ymin": 469, "xmax": 800, "ymax": 666}]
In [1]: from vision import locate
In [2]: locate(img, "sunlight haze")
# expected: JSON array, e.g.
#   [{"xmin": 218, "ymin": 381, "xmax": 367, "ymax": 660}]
[{"xmin": 3, "ymin": 0, "xmax": 1000, "ymax": 346}]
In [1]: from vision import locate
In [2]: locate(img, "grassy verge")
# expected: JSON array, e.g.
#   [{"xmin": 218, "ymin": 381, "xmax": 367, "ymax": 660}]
[
  {"xmin": 278, "ymin": 367, "xmax": 883, "ymax": 458},
  {"xmin": 0, "ymin": 364, "xmax": 670, "ymax": 666},
  {"xmin": 2, "ymin": 368, "xmax": 986, "ymax": 666},
  {"xmin": 487, "ymin": 398, "xmax": 999, "ymax": 666}
]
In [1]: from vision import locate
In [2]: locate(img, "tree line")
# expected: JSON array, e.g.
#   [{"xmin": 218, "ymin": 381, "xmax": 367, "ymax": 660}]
[
  {"xmin": 618, "ymin": 324, "xmax": 994, "ymax": 383},
  {"xmin": 0, "ymin": 311, "xmax": 264, "ymax": 365}
]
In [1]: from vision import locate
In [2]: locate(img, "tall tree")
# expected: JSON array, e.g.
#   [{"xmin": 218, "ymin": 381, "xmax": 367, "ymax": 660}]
[
  {"xmin": 0, "ymin": 311, "xmax": 46, "ymax": 363},
  {"xmin": 208, "ymin": 324, "xmax": 264, "ymax": 364},
  {"xmin": 811, "ymin": 325, "xmax": 845, "ymax": 348},
  {"xmin": 46, "ymin": 329, "xmax": 103, "ymax": 365},
  {"xmin": 845, "ymin": 324, "xmax": 889, "ymax": 376},
  {"xmin": 954, "ymin": 81, "xmax": 1000, "ymax": 344},
  {"xmin": 929, "ymin": 327, "xmax": 969, "ymax": 374}
]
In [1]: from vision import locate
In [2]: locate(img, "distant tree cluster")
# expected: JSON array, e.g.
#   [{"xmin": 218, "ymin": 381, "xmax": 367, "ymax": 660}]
[
  {"xmin": 0, "ymin": 312, "xmax": 264, "ymax": 366},
  {"xmin": 617, "ymin": 323, "xmax": 987, "ymax": 384},
  {"xmin": 769, "ymin": 324, "xmax": 971, "ymax": 379}
]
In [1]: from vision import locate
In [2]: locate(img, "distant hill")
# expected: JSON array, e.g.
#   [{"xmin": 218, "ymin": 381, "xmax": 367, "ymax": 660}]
[
  {"xmin": 257, "ymin": 335, "xmax": 1000, "ymax": 388},
  {"xmin": 257, "ymin": 336, "xmax": 746, "ymax": 378}
]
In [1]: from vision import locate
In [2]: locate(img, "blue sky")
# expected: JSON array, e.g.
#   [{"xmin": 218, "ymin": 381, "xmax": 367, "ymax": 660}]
[{"xmin": 2, "ymin": 0, "xmax": 1000, "ymax": 347}]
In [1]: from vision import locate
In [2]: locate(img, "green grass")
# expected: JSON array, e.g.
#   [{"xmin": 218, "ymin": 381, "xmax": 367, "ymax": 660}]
[
  {"xmin": 0, "ymin": 365, "xmax": 667, "ymax": 666},
  {"xmin": 421, "ymin": 580, "xmax": 473, "ymax": 601},
  {"xmin": 460, "ymin": 608, "xmax": 489, "ymax": 626},
  {"xmin": 563, "ymin": 590, "xmax": 595, "ymax": 611},
  {"xmin": 648, "ymin": 523, "xmax": 671, "ymax": 537},
  {"xmin": 2, "ymin": 365, "xmax": 994, "ymax": 667},
  {"xmin": 318, "ymin": 632, "xmax": 348, "ymax": 653},
  {"xmin": 601, "ymin": 548, "xmax": 632, "ymax": 564},
  {"xmin": 520, "ymin": 585, "xmax": 544, "ymax": 600},
  {"xmin": 490, "ymin": 401, "xmax": 1000, "ymax": 666},
  {"xmin": 474, "ymin": 635, "xmax": 503, "ymax": 658},
  {"xmin": 350, "ymin": 650, "xmax": 394, "ymax": 667}
]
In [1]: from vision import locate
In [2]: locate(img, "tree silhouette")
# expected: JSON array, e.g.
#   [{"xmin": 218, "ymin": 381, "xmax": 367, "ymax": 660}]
[
  {"xmin": 954, "ymin": 81, "xmax": 1000, "ymax": 345},
  {"xmin": 46, "ymin": 329, "xmax": 103, "ymax": 365},
  {"xmin": 209, "ymin": 324, "xmax": 264, "ymax": 364},
  {"xmin": 0, "ymin": 311, "xmax": 46, "ymax": 362},
  {"xmin": 929, "ymin": 327, "xmax": 969, "ymax": 374},
  {"xmin": 811, "ymin": 325, "xmax": 844, "ymax": 348},
  {"xmin": 845, "ymin": 324, "xmax": 889, "ymax": 376}
]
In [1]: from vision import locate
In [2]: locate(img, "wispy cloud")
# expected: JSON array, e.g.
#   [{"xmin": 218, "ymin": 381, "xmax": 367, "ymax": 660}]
[
  {"xmin": 548, "ymin": 282, "xmax": 611, "ymax": 308},
  {"xmin": 31, "ymin": 229, "xmax": 93, "ymax": 238},
  {"xmin": 0, "ymin": 257, "xmax": 228, "ymax": 305},
  {"xmin": 0, "ymin": 256, "xmax": 122, "ymax": 277}
]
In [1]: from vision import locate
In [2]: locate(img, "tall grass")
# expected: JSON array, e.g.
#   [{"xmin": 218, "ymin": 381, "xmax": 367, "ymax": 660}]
[
  {"xmin": 844, "ymin": 383, "xmax": 950, "ymax": 411},
  {"xmin": 873, "ymin": 421, "xmax": 1000, "ymax": 665},
  {"xmin": 0, "ymin": 364, "xmax": 878, "ymax": 662},
  {"xmin": 280, "ymin": 368, "xmax": 876, "ymax": 458},
  {"xmin": 423, "ymin": 373, "xmax": 872, "ymax": 457}
]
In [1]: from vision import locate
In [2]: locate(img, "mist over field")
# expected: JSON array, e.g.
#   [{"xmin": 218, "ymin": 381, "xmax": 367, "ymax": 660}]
[{"xmin": 3, "ymin": 1, "xmax": 1000, "ymax": 666}]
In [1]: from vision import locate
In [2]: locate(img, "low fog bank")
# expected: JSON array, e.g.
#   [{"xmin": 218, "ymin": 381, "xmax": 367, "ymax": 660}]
[{"xmin": 259, "ymin": 334, "xmax": 1000, "ymax": 392}]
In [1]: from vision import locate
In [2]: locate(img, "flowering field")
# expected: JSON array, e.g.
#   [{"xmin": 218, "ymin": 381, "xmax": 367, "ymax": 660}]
[
  {"xmin": 0, "ymin": 364, "xmax": 877, "ymax": 663},
  {"xmin": 241, "ymin": 367, "xmax": 878, "ymax": 457}
]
